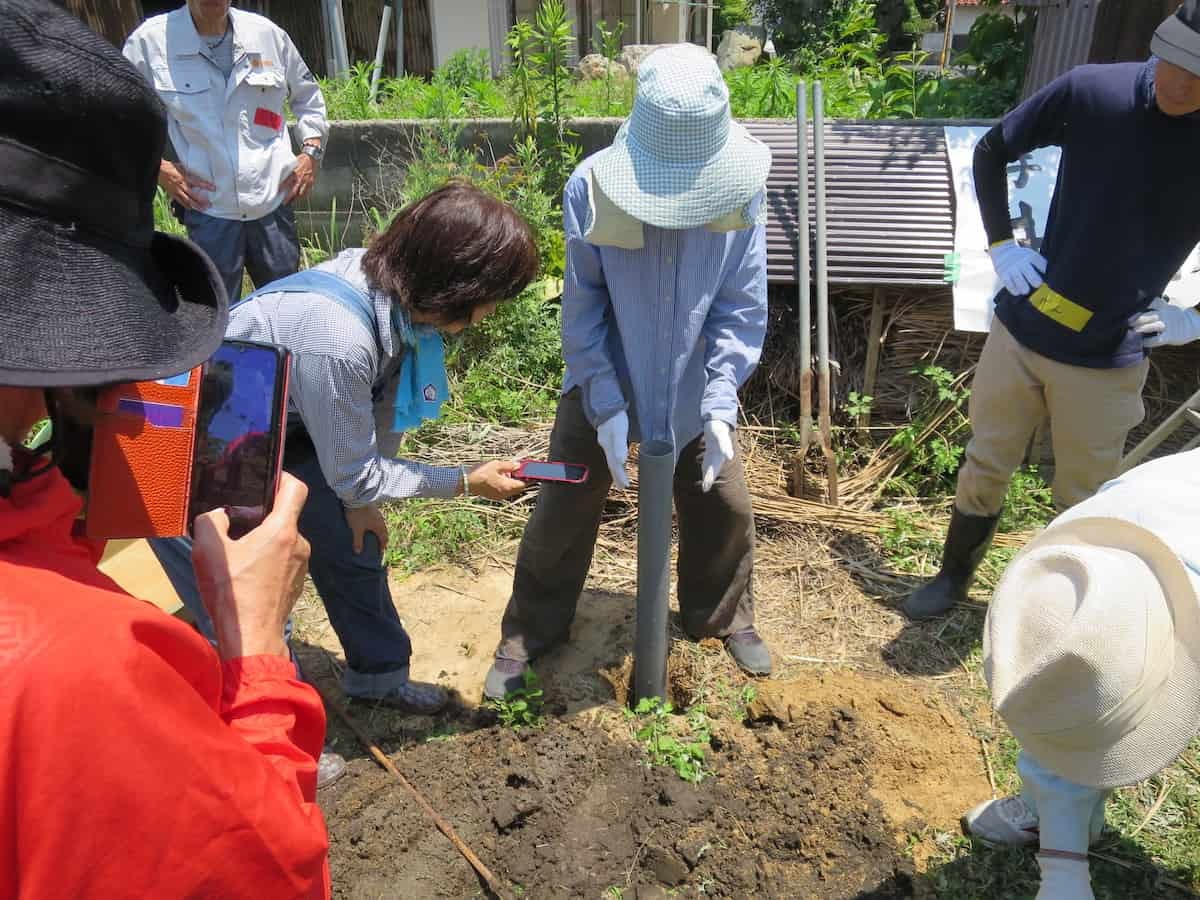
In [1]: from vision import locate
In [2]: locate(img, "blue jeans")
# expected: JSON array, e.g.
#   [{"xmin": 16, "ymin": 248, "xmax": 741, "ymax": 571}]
[
  {"xmin": 184, "ymin": 203, "xmax": 299, "ymax": 302},
  {"xmin": 150, "ymin": 446, "xmax": 413, "ymax": 698}
]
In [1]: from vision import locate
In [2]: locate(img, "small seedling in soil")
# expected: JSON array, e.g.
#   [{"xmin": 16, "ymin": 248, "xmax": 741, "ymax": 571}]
[
  {"xmin": 487, "ymin": 669, "xmax": 545, "ymax": 730},
  {"xmin": 625, "ymin": 697, "xmax": 711, "ymax": 784}
]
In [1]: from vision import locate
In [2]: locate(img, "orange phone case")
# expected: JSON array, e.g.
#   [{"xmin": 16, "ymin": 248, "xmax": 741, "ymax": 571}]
[{"xmin": 85, "ymin": 368, "xmax": 202, "ymax": 539}]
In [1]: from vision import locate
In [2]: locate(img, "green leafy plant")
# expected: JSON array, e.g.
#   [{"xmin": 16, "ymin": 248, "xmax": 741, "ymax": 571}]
[
  {"xmin": 844, "ymin": 391, "xmax": 873, "ymax": 420},
  {"xmin": 883, "ymin": 364, "xmax": 971, "ymax": 497},
  {"xmin": 487, "ymin": 669, "xmax": 546, "ymax": 729},
  {"xmin": 437, "ymin": 48, "xmax": 491, "ymax": 90},
  {"xmin": 625, "ymin": 698, "xmax": 712, "ymax": 784},
  {"xmin": 593, "ymin": 18, "xmax": 627, "ymax": 117}
]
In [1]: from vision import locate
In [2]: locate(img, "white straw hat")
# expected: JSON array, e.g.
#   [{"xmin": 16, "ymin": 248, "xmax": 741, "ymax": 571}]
[
  {"xmin": 984, "ymin": 517, "xmax": 1200, "ymax": 789},
  {"xmin": 591, "ymin": 43, "xmax": 771, "ymax": 230}
]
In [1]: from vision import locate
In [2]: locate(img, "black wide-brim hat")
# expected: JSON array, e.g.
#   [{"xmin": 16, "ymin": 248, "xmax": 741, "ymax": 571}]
[{"xmin": 0, "ymin": 0, "xmax": 228, "ymax": 388}]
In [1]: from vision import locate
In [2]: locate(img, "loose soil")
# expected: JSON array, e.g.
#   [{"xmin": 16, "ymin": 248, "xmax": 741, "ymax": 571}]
[{"xmin": 319, "ymin": 667, "xmax": 988, "ymax": 899}]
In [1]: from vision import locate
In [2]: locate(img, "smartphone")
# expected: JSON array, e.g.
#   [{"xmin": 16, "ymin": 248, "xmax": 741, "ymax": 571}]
[
  {"xmin": 188, "ymin": 340, "xmax": 291, "ymax": 539},
  {"xmin": 514, "ymin": 459, "xmax": 589, "ymax": 484},
  {"xmin": 86, "ymin": 340, "xmax": 291, "ymax": 540}
]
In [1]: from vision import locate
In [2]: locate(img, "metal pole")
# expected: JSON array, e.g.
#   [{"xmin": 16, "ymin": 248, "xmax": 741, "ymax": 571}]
[
  {"xmin": 797, "ymin": 80, "xmax": 812, "ymax": 462},
  {"xmin": 331, "ymin": 0, "xmax": 351, "ymax": 77},
  {"xmin": 395, "ymin": 0, "xmax": 405, "ymax": 77},
  {"xmin": 706, "ymin": 0, "xmax": 714, "ymax": 51},
  {"xmin": 633, "ymin": 440, "xmax": 674, "ymax": 704},
  {"xmin": 320, "ymin": 0, "xmax": 337, "ymax": 78},
  {"xmin": 370, "ymin": 3, "xmax": 393, "ymax": 103},
  {"xmin": 635, "ymin": 0, "xmax": 642, "ymax": 45},
  {"xmin": 814, "ymin": 81, "xmax": 839, "ymax": 506},
  {"xmin": 940, "ymin": 0, "xmax": 956, "ymax": 71}
]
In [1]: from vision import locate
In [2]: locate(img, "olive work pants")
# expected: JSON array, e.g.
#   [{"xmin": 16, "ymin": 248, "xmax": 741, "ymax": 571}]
[
  {"xmin": 955, "ymin": 319, "xmax": 1149, "ymax": 517},
  {"xmin": 494, "ymin": 388, "xmax": 757, "ymax": 663}
]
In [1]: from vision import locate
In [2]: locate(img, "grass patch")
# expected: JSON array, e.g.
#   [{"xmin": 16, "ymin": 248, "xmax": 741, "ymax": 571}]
[{"xmin": 381, "ymin": 497, "xmax": 503, "ymax": 576}]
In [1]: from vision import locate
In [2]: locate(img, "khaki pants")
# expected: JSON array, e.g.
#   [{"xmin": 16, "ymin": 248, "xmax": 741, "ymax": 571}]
[
  {"xmin": 495, "ymin": 388, "xmax": 756, "ymax": 663},
  {"xmin": 955, "ymin": 319, "xmax": 1149, "ymax": 516}
]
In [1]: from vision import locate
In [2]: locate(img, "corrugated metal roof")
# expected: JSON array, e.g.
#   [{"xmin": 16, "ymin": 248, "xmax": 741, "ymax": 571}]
[
  {"xmin": 1021, "ymin": 0, "xmax": 1100, "ymax": 98},
  {"xmin": 747, "ymin": 119, "xmax": 987, "ymax": 287}
]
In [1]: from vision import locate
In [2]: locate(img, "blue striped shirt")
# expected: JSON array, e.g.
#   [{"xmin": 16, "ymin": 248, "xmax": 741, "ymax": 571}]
[{"xmin": 561, "ymin": 154, "xmax": 768, "ymax": 449}]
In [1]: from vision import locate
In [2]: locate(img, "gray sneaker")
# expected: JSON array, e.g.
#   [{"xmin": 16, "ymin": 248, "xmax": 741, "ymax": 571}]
[
  {"xmin": 963, "ymin": 796, "xmax": 1040, "ymax": 846},
  {"xmin": 724, "ymin": 629, "xmax": 773, "ymax": 676},
  {"xmin": 483, "ymin": 657, "xmax": 529, "ymax": 701},
  {"xmin": 317, "ymin": 747, "xmax": 347, "ymax": 789},
  {"xmin": 351, "ymin": 680, "xmax": 449, "ymax": 715}
]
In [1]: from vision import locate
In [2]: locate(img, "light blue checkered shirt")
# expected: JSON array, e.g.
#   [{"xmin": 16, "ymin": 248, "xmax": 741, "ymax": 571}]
[
  {"xmin": 226, "ymin": 249, "xmax": 462, "ymax": 508},
  {"xmin": 561, "ymin": 154, "xmax": 768, "ymax": 449}
]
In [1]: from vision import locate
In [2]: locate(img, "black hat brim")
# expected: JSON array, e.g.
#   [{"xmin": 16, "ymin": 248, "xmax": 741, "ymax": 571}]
[{"xmin": 0, "ymin": 201, "xmax": 228, "ymax": 387}]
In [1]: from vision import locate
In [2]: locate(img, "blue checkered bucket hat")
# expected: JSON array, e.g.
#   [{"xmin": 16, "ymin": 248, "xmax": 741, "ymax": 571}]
[{"xmin": 592, "ymin": 43, "xmax": 772, "ymax": 230}]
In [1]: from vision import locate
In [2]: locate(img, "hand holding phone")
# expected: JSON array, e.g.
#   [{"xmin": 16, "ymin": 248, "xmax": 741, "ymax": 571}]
[
  {"xmin": 464, "ymin": 459, "xmax": 528, "ymax": 501},
  {"xmin": 513, "ymin": 459, "xmax": 589, "ymax": 485},
  {"xmin": 192, "ymin": 473, "xmax": 311, "ymax": 661}
]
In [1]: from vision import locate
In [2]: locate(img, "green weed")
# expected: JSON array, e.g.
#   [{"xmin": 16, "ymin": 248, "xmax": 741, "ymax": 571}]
[
  {"xmin": 152, "ymin": 188, "xmax": 188, "ymax": 238},
  {"xmin": 487, "ymin": 669, "xmax": 546, "ymax": 730},
  {"xmin": 381, "ymin": 496, "xmax": 499, "ymax": 575},
  {"xmin": 625, "ymin": 698, "xmax": 712, "ymax": 784}
]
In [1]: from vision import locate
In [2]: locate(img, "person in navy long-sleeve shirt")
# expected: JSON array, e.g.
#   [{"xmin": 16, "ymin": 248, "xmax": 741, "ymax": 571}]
[{"xmin": 906, "ymin": 1, "xmax": 1200, "ymax": 621}]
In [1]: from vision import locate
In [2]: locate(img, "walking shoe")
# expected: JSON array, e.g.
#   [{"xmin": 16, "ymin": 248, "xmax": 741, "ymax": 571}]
[
  {"xmin": 483, "ymin": 657, "xmax": 530, "ymax": 701},
  {"xmin": 724, "ymin": 629, "xmax": 773, "ymax": 676},
  {"xmin": 964, "ymin": 795, "xmax": 1107, "ymax": 848},
  {"xmin": 904, "ymin": 508, "xmax": 1001, "ymax": 620},
  {"xmin": 317, "ymin": 747, "xmax": 348, "ymax": 789},
  {"xmin": 351, "ymin": 679, "xmax": 449, "ymax": 715},
  {"xmin": 962, "ymin": 796, "xmax": 1040, "ymax": 846}
]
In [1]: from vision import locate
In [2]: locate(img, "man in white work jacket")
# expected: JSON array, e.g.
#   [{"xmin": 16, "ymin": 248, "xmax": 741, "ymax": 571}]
[{"xmin": 124, "ymin": 0, "xmax": 328, "ymax": 302}]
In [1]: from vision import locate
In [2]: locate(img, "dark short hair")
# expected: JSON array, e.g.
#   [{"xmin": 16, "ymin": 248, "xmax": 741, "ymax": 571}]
[{"xmin": 362, "ymin": 180, "xmax": 539, "ymax": 325}]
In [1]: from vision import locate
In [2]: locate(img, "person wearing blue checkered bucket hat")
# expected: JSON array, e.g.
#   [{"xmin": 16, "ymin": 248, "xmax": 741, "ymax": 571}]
[
  {"xmin": 485, "ymin": 44, "xmax": 775, "ymax": 700},
  {"xmin": 591, "ymin": 44, "xmax": 772, "ymax": 228}
]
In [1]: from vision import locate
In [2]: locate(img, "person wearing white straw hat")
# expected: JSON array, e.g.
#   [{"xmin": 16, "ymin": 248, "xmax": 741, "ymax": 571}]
[
  {"xmin": 961, "ymin": 447, "xmax": 1200, "ymax": 899},
  {"xmin": 484, "ymin": 43, "xmax": 774, "ymax": 699},
  {"xmin": 905, "ymin": 0, "xmax": 1200, "ymax": 621}
]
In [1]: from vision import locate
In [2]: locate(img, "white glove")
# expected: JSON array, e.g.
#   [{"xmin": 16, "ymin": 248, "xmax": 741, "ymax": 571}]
[
  {"xmin": 1036, "ymin": 855, "xmax": 1094, "ymax": 900},
  {"xmin": 596, "ymin": 411, "xmax": 630, "ymax": 489},
  {"xmin": 700, "ymin": 420, "xmax": 735, "ymax": 493},
  {"xmin": 989, "ymin": 239, "xmax": 1048, "ymax": 296},
  {"xmin": 1130, "ymin": 296, "xmax": 1200, "ymax": 348}
]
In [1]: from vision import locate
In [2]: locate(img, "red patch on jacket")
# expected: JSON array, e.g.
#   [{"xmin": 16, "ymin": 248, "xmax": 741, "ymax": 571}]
[{"xmin": 254, "ymin": 108, "xmax": 283, "ymax": 131}]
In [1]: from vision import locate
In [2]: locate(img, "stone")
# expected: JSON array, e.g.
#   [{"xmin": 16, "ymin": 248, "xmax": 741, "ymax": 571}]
[
  {"xmin": 617, "ymin": 44, "xmax": 664, "ymax": 76},
  {"xmin": 642, "ymin": 845, "xmax": 689, "ymax": 886},
  {"xmin": 577, "ymin": 53, "xmax": 628, "ymax": 81},
  {"xmin": 716, "ymin": 29, "xmax": 763, "ymax": 72}
]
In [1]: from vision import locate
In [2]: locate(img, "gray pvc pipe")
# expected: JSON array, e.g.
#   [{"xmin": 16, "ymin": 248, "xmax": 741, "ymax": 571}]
[
  {"xmin": 633, "ymin": 439, "xmax": 674, "ymax": 704},
  {"xmin": 369, "ymin": 4, "xmax": 392, "ymax": 103}
]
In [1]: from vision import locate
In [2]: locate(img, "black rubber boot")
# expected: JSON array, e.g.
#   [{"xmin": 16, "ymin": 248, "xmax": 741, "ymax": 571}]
[{"xmin": 903, "ymin": 508, "xmax": 1001, "ymax": 620}]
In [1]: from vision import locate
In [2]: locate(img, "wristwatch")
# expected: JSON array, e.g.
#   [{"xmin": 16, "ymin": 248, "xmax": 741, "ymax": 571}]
[{"xmin": 301, "ymin": 143, "xmax": 324, "ymax": 163}]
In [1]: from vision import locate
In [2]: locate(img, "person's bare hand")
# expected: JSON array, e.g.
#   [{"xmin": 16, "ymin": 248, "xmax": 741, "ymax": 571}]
[
  {"xmin": 158, "ymin": 160, "xmax": 214, "ymax": 211},
  {"xmin": 192, "ymin": 473, "xmax": 310, "ymax": 661},
  {"xmin": 465, "ymin": 459, "xmax": 528, "ymax": 501},
  {"xmin": 345, "ymin": 502, "xmax": 389, "ymax": 555},
  {"xmin": 280, "ymin": 153, "xmax": 317, "ymax": 204}
]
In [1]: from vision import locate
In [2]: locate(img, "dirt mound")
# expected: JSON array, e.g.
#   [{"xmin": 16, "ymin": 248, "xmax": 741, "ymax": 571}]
[{"xmin": 322, "ymin": 672, "xmax": 988, "ymax": 899}]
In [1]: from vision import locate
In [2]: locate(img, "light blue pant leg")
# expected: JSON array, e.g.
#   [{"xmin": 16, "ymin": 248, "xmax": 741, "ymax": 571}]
[
  {"xmin": 1019, "ymin": 751, "xmax": 1111, "ymax": 851},
  {"xmin": 147, "ymin": 536, "xmax": 292, "ymax": 648}
]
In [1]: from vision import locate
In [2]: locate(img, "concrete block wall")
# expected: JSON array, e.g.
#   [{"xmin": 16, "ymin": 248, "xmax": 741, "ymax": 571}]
[{"xmin": 291, "ymin": 118, "xmax": 623, "ymax": 247}]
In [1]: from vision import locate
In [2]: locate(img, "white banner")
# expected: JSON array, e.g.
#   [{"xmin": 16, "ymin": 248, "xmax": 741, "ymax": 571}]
[{"xmin": 944, "ymin": 126, "xmax": 1200, "ymax": 333}]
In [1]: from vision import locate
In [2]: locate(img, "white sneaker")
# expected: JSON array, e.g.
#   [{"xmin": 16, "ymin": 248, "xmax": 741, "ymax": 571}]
[{"xmin": 962, "ymin": 796, "xmax": 1040, "ymax": 846}]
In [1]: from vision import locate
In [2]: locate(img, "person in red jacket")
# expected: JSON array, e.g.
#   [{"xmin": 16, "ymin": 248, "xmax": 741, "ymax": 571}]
[{"xmin": 0, "ymin": 3, "xmax": 330, "ymax": 896}]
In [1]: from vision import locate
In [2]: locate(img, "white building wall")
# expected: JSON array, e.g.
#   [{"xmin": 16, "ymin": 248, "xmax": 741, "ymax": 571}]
[{"xmin": 430, "ymin": 0, "xmax": 493, "ymax": 68}]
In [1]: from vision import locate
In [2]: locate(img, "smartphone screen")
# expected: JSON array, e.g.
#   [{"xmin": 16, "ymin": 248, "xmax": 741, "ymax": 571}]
[
  {"xmin": 188, "ymin": 341, "xmax": 288, "ymax": 537},
  {"xmin": 519, "ymin": 462, "xmax": 588, "ymax": 482}
]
